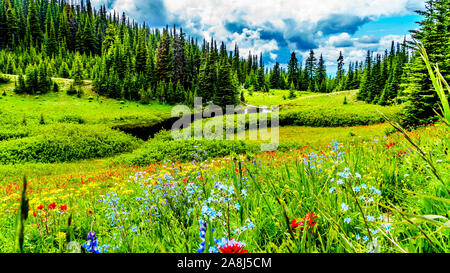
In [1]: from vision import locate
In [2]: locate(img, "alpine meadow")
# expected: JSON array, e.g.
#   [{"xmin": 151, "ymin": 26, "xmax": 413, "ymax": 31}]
[{"xmin": 0, "ymin": 0, "xmax": 448, "ymax": 255}]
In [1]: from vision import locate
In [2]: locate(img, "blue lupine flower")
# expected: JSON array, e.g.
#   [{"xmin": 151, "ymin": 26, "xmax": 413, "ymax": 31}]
[
  {"xmin": 197, "ymin": 222, "xmax": 208, "ymax": 253},
  {"xmin": 83, "ymin": 231, "xmax": 102, "ymax": 253}
]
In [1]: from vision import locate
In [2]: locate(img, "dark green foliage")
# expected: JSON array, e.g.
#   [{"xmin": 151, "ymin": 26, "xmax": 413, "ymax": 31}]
[
  {"xmin": 214, "ymin": 60, "xmax": 238, "ymax": 108},
  {"xmin": 401, "ymin": 0, "xmax": 449, "ymax": 126},
  {"xmin": 39, "ymin": 113, "xmax": 45, "ymax": 125},
  {"xmin": 288, "ymin": 82, "xmax": 296, "ymax": 99},
  {"xmin": 0, "ymin": 73, "xmax": 10, "ymax": 84},
  {"xmin": 14, "ymin": 63, "xmax": 53, "ymax": 95},
  {"xmin": 270, "ymin": 62, "xmax": 281, "ymax": 89},
  {"xmin": 0, "ymin": 1, "xmax": 248, "ymax": 107},
  {"xmin": 66, "ymin": 84, "xmax": 77, "ymax": 95},
  {"xmin": 58, "ymin": 115, "xmax": 86, "ymax": 124}
]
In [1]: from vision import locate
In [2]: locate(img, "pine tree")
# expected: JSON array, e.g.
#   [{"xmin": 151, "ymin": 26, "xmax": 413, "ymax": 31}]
[
  {"xmin": 270, "ymin": 62, "xmax": 281, "ymax": 89},
  {"xmin": 315, "ymin": 54, "xmax": 327, "ymax": 92},
  {"xmin": 288, "ymin": 82, "xmax": 296, "ymax": 99},
  {"xmin": 287, "ymin": 52, "xmax": 299, "ymax": 88},
  {"xmin": 357, "ymin": 51, "xmax": 372, "ymax": 100},
  {"xmin": 155, "ymin": 28, "xmax": 172, "ymax": 84},
  {"xmin": 44, "ymin": 17, "xmax": 58, "ymax": 56},
  {"xmin": 402, "ymin": 0, "xmax": 448, "ymax": 126},
  {"xmin": 135, "ymin": 30, "xmax": 147, "ymax": 74},
  {"xmin": 72, "ymin": 54, "xmax": 84, "ymax": 85},
  {"xmin": 336, "ymin": 51, "xmax": 345, "ymax": 90},
  {"xmin": 215, "ymin": 60, "xmax": 236, "ymax": 108},
  {"xmin": 27, "ymin": 0, "xmax": 42, "ymax": 47},
  {"xmin": 304, "ymin": 50, "xmax": 317, "ymax": 89},
  {"xmin": 5, "ymin": 0, "xmax": 18, "ymax": 46}
]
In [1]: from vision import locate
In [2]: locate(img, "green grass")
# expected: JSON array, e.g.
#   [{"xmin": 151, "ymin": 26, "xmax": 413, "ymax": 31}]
[
  {"xmin": 0, "ymin": 75, "xmax": 173, "ymax": 127},
  {"xmin": 244, "ymin": 89, "xmax": 312, "ymax": 106},
  {"xmin": 0, "ymin": 123, "xmax": 447, "ymax": 253},
  {"xmin": 1, "ymin": 75, "xmax": 447, "ymax": 254}
]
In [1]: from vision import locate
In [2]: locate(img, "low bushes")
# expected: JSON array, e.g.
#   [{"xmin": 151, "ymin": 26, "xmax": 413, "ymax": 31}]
[
  {"xmin": 112, "ymin": 138, "xmax": 302, "ymax": 166},
  {"xmin": 279, "ymin": 105, "xmax": 403, "ymax": 127},
  {"xmin": 0, "ymin": 124, "xmax": 142, "ymax": 164},
  {"xmin": 112, "ymin": 139, "xmax": 261, "ymax": 165},
  {"xmin": 0, "ymin": 125, "xmax": 31, "ymax": 141},
  {"xmin": 58, "ymin": 114, "xmax": 86, "ymax": 124}
]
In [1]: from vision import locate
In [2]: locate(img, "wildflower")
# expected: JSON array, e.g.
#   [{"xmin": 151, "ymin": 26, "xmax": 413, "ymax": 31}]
[
  {"xmin": 353, "ymin": 186, "xmax": 360, "ymax": 192},
  {"xmin": 355, "ymin": 173, "xmax": 362, "ymax": 179},
  {"xmin": 355, "ymin": 234, "xmax": 361, "ymax": 240},
  {"xmin": 234, "ymin": 203, "xmax": 241, "ymax": 210},
  {"xmin": 48, "ymin": 202, "xmax": 57, "ymax": 210},
  {"xmin": 329, "ymin": 187, "xmax": 336, "ymax": 193},
  {"xmin": 60, "ymin": 205, "xmax": 68, "ymax": 211},
  {"xmin": 83, "ymin": 231, "xmax": 100, "ymax": 253},
  {"xmin": 341, "ymin": 202, "xmax": 349, "ymax": 212},
  {"xmin": 344, "ymin": 217, "xmax": 351, "ymax": 224},
  {"xmin": 367, "ymin": 215, "xmax": 375, "ymax": 221},
  {"xmin": 37, "ymin": 205, "xmax": 44, "ymax": 210},
  {"xmin": 197, "ymin": 222, "xmax": 208, "ymax": 253},
  {"xmin": 383, "ymin": 224, "xmax": 392, "ymax": 232},
  {"xmin": 291, "ymin": 212, "xmax": 317, "ymax": 231},
  {"xmin": 218, "ymin": 239, "xmax": 248, "ymax": 253},
  {"xmin": 336, "ymin": 179, "xmax": 344, "ymax": 185}
]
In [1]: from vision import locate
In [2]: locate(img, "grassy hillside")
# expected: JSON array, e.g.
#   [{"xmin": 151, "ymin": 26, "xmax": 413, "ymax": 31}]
[{"xmin": 0, "ymin": 75, "xmax": 173, "ymax": 127}]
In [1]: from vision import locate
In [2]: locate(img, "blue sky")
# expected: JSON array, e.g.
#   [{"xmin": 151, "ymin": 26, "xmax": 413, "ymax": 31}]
[{"xmin": 92, "ymin": 0, "xmax": 425, "ymax": 74}]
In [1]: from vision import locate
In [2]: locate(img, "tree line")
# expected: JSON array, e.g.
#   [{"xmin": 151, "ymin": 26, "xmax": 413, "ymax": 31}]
[{"xmin": 0, "ymin": 0, "xmax": 261, "ymax": 107}]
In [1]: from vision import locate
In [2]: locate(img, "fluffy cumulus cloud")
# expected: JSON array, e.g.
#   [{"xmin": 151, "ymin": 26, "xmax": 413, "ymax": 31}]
[{"xmin": 92, "ymin": 0, "xmax": 425, "ymax": 72}]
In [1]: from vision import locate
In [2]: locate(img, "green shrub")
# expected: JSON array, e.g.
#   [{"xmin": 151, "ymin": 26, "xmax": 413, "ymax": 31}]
[
  {"xmin": 0, "ymin": 126, "xmax": 31, "ymax": 141},
  {"xmin": 0, "ymin": 74, "xmax": 10, "ymax": 84},
  {"xmin": 0, "ymin": 124, "xmax": 142, "ymax": 164},
  {"xmin": 66, "ymin": 84, "xmax": 77, "ymax": 95},
  {"xmin": 279, "ymin": 105, "xmax": 403, "ymax": 127},
  {"xmin": 112, "ymin": 140, "xmax": 261, "ymax": 166},
  {"xmin": 58, "ymin": 114, "xmax": 86, "ymax": 124},
  {"xmin": 112, "ymin": 139, "xmax": 301, "ymax": 166}
]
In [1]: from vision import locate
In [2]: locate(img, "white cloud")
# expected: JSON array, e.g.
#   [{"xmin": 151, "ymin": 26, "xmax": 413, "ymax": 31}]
[{"xmin": 92, "ymin": 0, "xmax": 423, "ymax": 73}]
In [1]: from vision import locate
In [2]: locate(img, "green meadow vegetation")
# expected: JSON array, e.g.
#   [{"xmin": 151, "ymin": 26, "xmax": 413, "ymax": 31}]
[{"xmin": 0, "ymin": 0, "xmax": 448, "ymax": 255}]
